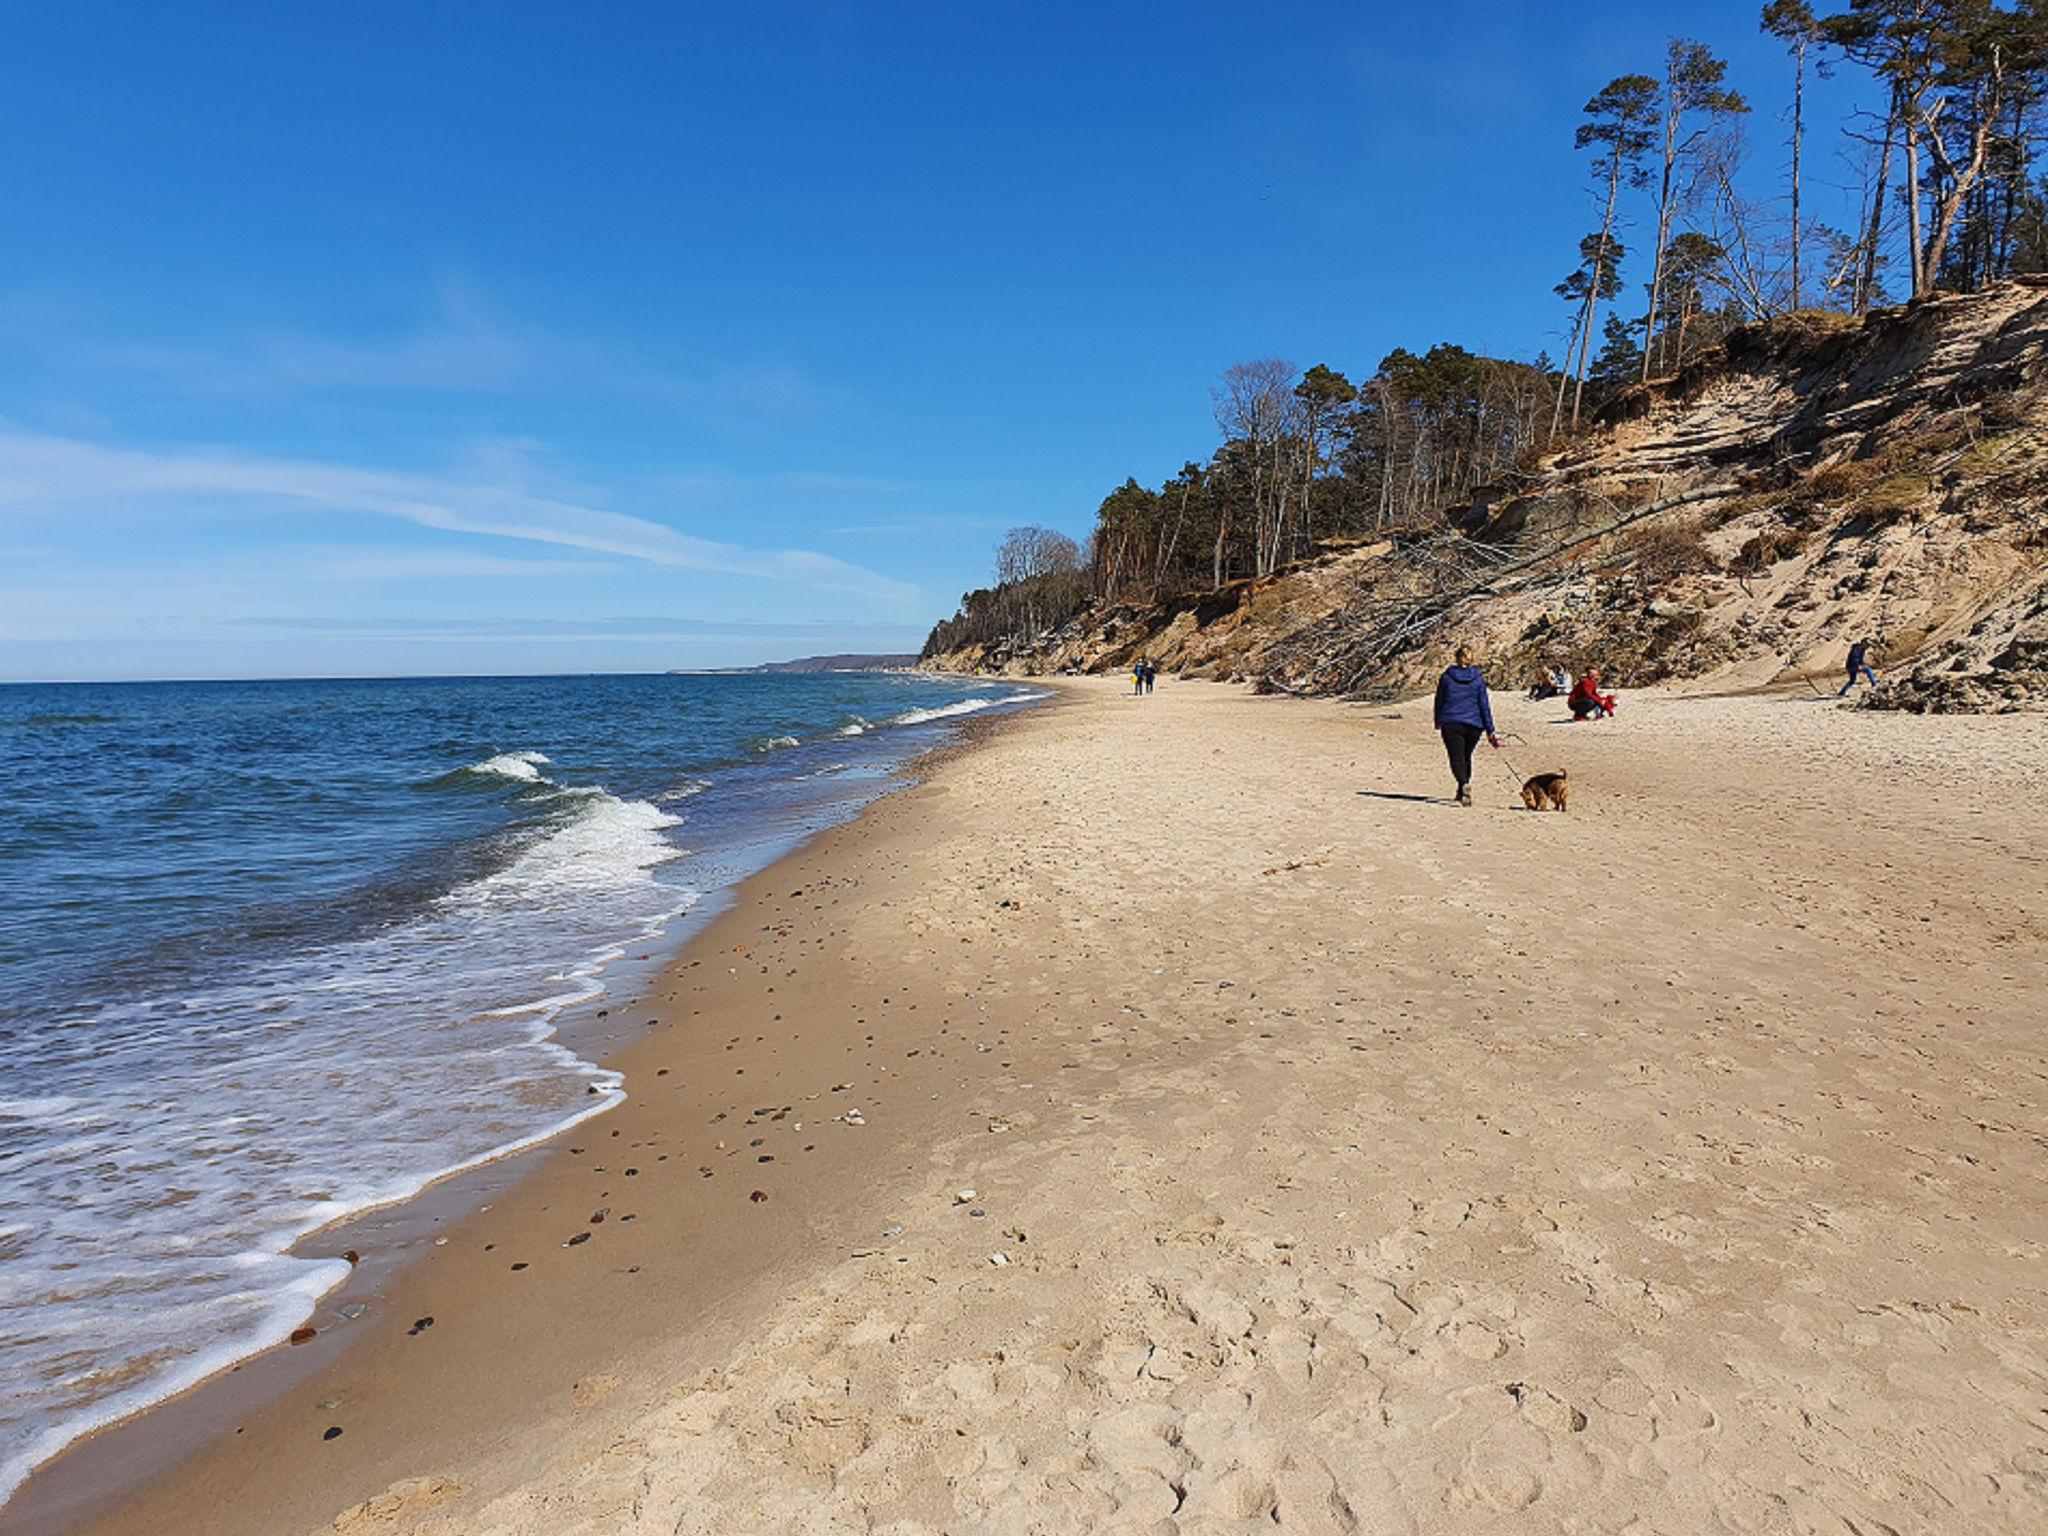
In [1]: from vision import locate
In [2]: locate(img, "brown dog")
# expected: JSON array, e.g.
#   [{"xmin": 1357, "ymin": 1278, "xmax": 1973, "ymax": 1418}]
[{"xmin": 1521, "ymin": 770, "xmax": 1570, "ymax": 812}]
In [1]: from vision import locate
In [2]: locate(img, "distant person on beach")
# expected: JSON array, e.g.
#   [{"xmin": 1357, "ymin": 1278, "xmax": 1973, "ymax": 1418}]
[
  {"xmin": 1569, "ymin": 668, "xmax": 1616, "ymax": 721},
  {"xmin": 1839, "ymin": 638, "xmax": 1878, "ymax": 696},
  {"xmin": 1132, "ymin": 664, "xmax": 1144, "ymax": 695},
  {"xmin": 1433, "ymin": 646, "xmax": 1500, "ymax": 807},
  {"xmin": 1143, "ymin": 661, "xmax": 1156, "ymax": 693},
  {"xmin": 1527, "ymin": 665, "xmax": 1568, "ymax": 701}
]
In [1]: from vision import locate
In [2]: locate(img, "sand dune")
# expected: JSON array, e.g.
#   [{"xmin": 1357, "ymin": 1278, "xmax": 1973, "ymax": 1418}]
[{"xmin": 58, "ymin": 676, "xmax": 2048, "ymax": 1536}]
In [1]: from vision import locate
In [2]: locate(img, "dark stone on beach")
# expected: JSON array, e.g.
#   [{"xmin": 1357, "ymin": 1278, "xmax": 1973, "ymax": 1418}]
[
  {"xmin": 758, "ymin": 1155, "xmax": 774, "ymax": 1163},
  {"xmin": 342, "ymin": 1250, "xmax": 359, "ymax": 1265},
  {"xmin": 750, "ymin": 1190, "xmax": 769, "ymax": 1203},
  {"xmin": 590, "ymin": 1208, "xmax": 608, "ymax": 1223},
  {"xmin": 566, "ymin": 1231, "xmax": 590, "ymax": 1246},
  {"xmin": 511, "ymin": 1262, "xmax": 528, "ymax": 1270},
  {"xmin": 408, "ymin": 1316, "xmax": 434, "ymax": 1336},
  {"xmin": 323, "ymin": 1426, "xmax": 343, "ymax": 1441},
  {"xmin": 289, "ymin": 1327, "xmax": 317, "ymax": 1345}
]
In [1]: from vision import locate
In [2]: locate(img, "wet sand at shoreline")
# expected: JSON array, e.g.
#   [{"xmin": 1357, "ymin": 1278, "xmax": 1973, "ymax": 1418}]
[{"xmin": 21, "ymin": 676, "xmax": 2048, "ymax": 1535}]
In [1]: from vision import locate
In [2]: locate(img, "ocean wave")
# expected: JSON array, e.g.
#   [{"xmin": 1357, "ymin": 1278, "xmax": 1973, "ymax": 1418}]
[
  {"xmin": 0, "ymin": 674, "xmax": 1056, "ymax": 1501},
  {"xmin": 887, "ymin": 690, "xmax": 1040, "ymax": 726},
  {"xmin": 444, "ymin": 791, "xmax": 682, "ymax": 912},
  {"xmin": 0, "ymin": 782, "xmax": 687, "ymax": 1507},
  {"xmin": 466, "ymin": 750, "xmax": 553, "ymax": 783},
  {"xmin": 14, "ymin": 713, "xmax": 122, "ymax": 728}
]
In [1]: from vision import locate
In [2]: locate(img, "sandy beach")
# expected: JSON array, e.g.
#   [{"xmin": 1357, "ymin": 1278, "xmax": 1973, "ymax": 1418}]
[{"xmin": 23, "ymin": 675, "xmax": 2048, "ymax": 1536}]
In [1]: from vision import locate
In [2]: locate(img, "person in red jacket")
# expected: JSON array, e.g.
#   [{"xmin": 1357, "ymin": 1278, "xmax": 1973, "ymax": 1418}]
[{"xmin": 1568, "ymin": 668, "xmax": 1616, "ymax": 721}]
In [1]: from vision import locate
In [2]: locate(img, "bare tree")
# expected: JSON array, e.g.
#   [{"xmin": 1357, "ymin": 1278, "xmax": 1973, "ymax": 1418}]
[
  {"xmin": 1641, "ymin": 40, "xmax": 1747, "ymax": 379},
  {"xmin": 1212, "ymin": 358, "xmax": 1301, "ymax": 577},
  {"xmin": 993, "ymin": 525, "xmax": 1083, "ymax": 637},
  {"xmin": 1568, "ymin": 76, "xmax": 1659, "ymax": 429},
  {"xmin": 994, "ymin": 524, "xmax": 1080, "ymax": 585},
  {"xmin": 1764, "ymin": 2, "xmax": 1827, "ymax": 310}
]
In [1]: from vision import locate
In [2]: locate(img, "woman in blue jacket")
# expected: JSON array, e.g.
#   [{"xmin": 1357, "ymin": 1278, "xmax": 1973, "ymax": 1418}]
[{"xmin": 1433, "ymin": 646, "xmax": 1501, "ymax": 806}]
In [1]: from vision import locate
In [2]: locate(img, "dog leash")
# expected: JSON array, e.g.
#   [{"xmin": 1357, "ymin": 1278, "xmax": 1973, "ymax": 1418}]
[{"xmin": 1492, "ymin": 730, "xmax": 1532, "ymax": 786}]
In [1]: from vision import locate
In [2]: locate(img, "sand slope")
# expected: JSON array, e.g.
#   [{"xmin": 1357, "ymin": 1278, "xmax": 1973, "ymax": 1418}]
[{"xmin": 59, "ymin": 677, "xmax": 2048, "ymax": 1536}]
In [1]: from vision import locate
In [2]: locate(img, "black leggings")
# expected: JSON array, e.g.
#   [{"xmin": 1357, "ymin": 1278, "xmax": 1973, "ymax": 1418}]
[{"xmin": 1440, "ymin": 724, "xmax": 1482, "ymax": 787}]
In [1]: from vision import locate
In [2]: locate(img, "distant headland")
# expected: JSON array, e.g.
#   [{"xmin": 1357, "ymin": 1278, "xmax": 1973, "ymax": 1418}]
[{"xmin": 672, "ymin": 653, "xmax": 921, "ymax": 676}]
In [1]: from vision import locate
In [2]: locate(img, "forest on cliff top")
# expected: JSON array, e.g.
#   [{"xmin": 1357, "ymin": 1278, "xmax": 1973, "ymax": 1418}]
[{"xmin": 926, "ymin": 2, "xmax": 2048, "ymax": 665}]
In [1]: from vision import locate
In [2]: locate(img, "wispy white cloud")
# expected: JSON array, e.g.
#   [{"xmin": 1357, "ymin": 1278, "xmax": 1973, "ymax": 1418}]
[
  {"xmin": 828, "ymin": 514, "xmax": 1006, "ymax": 536},
  {"xmin": 6, "ymin": 279, "xmax": 831, "ymax": 425},
  {"xmin": 0, "ymin": 428, "xmax": 925, "ymax": 606},
  {"xmin": 236, "ymin": 614, "xmax": 926, "ymax": 641},
  {"xmin": 311, "ymin": 548, "xmax": 621, "ymax": 582},
  {"xmin": 42, "ymin": 279, "xmax": 546, "ymax": 396}
]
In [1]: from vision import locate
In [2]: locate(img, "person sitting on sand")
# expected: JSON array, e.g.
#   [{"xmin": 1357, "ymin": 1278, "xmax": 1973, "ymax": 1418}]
[
  {"xmin": 1839, "ymin": 638, "xmax": 1878, "ymax": 696},
  {"xmin": 1569, "ymin": 668, "xmax": 1616, "ymax": 722},
  {"xmin": 1433, "ymin": 645, "xmax": 1501, "ymax": 807},
  {"xmin": 1527, "ymin": 665, "xmax": 1568, "ymax": 701}
]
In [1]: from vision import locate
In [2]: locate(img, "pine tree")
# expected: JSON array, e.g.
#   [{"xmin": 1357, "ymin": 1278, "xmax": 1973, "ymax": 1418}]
[
  {"xmin": 1642, "ymin": 42, "xmax": 1747, "ymax": 379},
  {"xmin": 1562, "ymin": 75, "xmax": 1659, "ymax": 429},
  {"xmin": 1763, "ymin": 2, "xmax": 1827, "ymax": 309}
]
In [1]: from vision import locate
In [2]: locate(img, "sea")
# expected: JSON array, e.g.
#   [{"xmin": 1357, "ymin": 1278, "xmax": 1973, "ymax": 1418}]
[{"xmin": 0, "ymin": 669, "xmax": 1041, "ymax": 1505}]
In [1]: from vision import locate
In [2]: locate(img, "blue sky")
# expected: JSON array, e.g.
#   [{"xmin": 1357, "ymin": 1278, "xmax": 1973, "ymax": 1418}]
[{"xmin": 1, "ymin": 1, "xmax": 1879, "ymax": 681}]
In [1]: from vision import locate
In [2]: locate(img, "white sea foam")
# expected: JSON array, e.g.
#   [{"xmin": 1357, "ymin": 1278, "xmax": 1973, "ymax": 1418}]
[
  {"xmin": 887, "ymin": 690, "xmax": 1042, "ymax": 726},
  {"xmin": 468, "ymin": 750, "xmax": 552, "ymax": 782},
  {"xmin": 838, "ymin": 718, "xmax": 869, "ymax": 736},
  {"xmin": 0, "ymin": 681, "xmax": 1056, "ymax": 1506},
  {"xmin": 0, "ymin": 783, "xmax": 687, "ymax": 1508}
]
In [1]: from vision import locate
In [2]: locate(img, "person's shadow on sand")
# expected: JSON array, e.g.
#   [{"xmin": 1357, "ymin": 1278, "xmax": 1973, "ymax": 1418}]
[{"xmin": 1355, "ymin": 790, "xmax": 1445, "ymax": 805}]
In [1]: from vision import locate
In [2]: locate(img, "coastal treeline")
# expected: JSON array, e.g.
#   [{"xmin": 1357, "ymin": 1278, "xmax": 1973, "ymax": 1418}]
[{"xmin": 926, "ymin": 1, "xmax": 2048, "ymax": 655}]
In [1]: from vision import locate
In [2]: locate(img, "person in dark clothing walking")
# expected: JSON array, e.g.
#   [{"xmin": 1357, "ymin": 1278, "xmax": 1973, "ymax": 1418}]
[
  {"xmin": 1839, "ymin": 638, "xmax": 1878, "ymax": 696},
  {"xmin": 1432, "ymin": 646, "xmax": 1500, "ymax": 806}
]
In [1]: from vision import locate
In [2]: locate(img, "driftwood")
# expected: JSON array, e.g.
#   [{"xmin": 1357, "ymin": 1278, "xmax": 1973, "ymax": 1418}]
[{"xmin": 1327, "ymin": 484, "xmax": 1742, "ymax": 693}]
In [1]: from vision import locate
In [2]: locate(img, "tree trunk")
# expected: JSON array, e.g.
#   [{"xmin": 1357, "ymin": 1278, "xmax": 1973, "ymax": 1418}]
[
  {"xmin": 1573, "ymin": 152, "xmax": 1623, "ymax": 429},
  {"xmin": 1789, "ymin": 39, "xmax": 1805, "ymax": 311},
  {"xmin": 1642, "ymin": 100, "xmax": 1681, "ymax": 382},
  {"xmin": 1920, "ymin": 68, "xmax": 2003, "ymax": 297},
  {"xmin": 1300, "ymin": 412, "xmax": 1318, "ymax": 555},
  {"xmin": 1157, "ymin": 480, "xmax": 1190, "ymax": 586},
  {"xmin": 1857, "ymin": 98, "xmax": 1896, "ymax": 314},
  {"xmin": 1905, "ymin": 115, "xmax": 1925, "ymax": 298}
]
